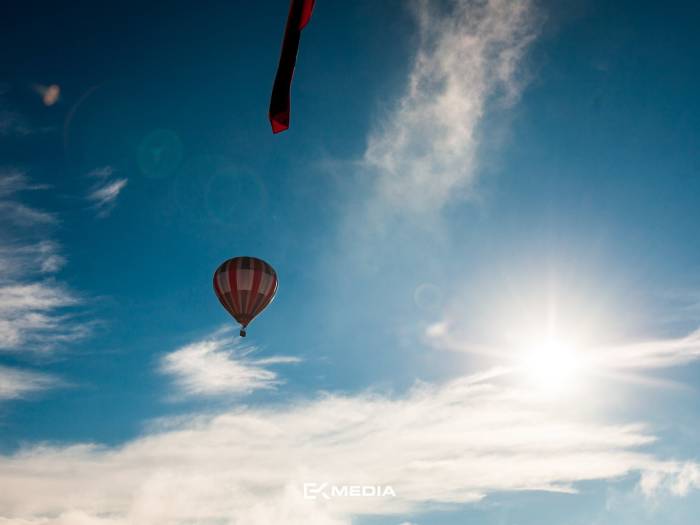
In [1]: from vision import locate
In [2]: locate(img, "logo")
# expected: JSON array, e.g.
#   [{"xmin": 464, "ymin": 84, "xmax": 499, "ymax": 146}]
[{"xmin": 303, "ymin": 483, "xmax": 396, "ymax": 500}]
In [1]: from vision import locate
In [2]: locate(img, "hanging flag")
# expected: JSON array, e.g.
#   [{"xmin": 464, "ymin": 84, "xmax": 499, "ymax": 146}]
[{"xmin": 269, "ymin": 0, "xmax": 316, "ymax": 133}]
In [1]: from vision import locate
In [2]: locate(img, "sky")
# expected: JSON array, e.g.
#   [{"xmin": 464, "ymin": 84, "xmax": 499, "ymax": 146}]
[{"xmin": 1, "ymin": 0, "xmax": 700, "ymax": 523}]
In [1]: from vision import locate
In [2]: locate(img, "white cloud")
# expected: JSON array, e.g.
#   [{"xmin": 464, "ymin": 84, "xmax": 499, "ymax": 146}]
[
  {"xmin": 86, "ymin": 166, "xmax": 115, "ymax": 180},
  {"xmin": 333, "ymin": 0, "xmax": 540, "ymax": 276},
  {"xmin": 0, "ymin": 170, "xmax": 88, "ymax": 353},
  {"xmin": 597, "ymin": 329, "xmax": 700, "ymax": 369},
  {"xmin": 0, "ymin": 202, "xmax": 56, "ymax": 226},
  {"xmin": 364, "ymin": 0, "xmax": 538, "ymax": 214},
  {"xmin": 88, "ymin": 178, "xmax": 127, "ymax": 205},
  {"xmin": 0, "ymin": 369, "xmax": 695, "ymax": 524},
  {"xmin": 0, "ymin": 365, "xmax": 58, "ymax": 400},
  {"xmin": 0, "ymin": 169, "xmax": 46, "ymax": 196},
  {"xmin": 427, "ymin": 321, "xmax": 700, "ymax": 377},
  {"xmin": 0, "ymin": 282, "xmax": 84, "ymax": 350},
  {"xmin": 86, "ymin": 176, "xmax": 128, "ymax": 217},
  {"xmin": 160, "ymin": 329, "xmax": 300, "ymax": 397},
  {"xmin": 639, "ymin": 463, "xmax": 700, "ymax": 498},
  {"xmin": 0, "ymin": 241, "xmax": 66, "ymax": 277},
  {"xmin": 0, "ymin": 169, "xmax": 55, "ymax": 226}
]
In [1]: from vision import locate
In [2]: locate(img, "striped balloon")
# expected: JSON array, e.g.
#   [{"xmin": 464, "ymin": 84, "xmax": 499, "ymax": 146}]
[{"xmin": 213, "ymin": 256, "xmax": 278, "ymax": 337}]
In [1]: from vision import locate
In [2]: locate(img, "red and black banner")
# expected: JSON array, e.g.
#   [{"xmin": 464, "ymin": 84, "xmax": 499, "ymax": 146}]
[{"xmin": 269, "ymin": 0, "xmax": 316, "ymax": 133}]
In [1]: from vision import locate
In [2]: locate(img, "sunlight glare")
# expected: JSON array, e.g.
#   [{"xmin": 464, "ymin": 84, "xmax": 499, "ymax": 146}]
[{"xmin": 519, "ymin": 338, "xmax": 584, "ymax": 395}]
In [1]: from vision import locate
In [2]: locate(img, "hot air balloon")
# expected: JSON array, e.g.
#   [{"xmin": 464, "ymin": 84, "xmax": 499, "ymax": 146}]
[{"xmin": 213, "ymin": 256, "xmax": 278, "ymax": 337}]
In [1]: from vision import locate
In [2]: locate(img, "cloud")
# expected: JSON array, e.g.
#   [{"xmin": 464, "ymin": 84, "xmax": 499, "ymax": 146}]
[
  {"xmin": 0, "ymin": 282, "xmax": 84, "ymax": 350},
  {"xmin": 0, "ymin": 241, "xmax": 66, "ymax": 278},
  {"xmin": 0, "ymin": 169, "xmax": 50, "ymax": 196},
  {"xmin": 0, "ymin": 170, "xmax": 88, "ymax": 352},
  {"xmin": 160, "ymin": 329, "xmax": 300, "ymax": 397},
  {"xmin": 427, "ymin": 321, "xmax": 700, "ymax": 378},
  {"xmin": 0, "ymin": 369, "xmax": 696, "ymax": 524},
  {"xmin": 86, "ymin": 166, "xmax": 115, "ymax": 180},
  {"xmin": 0, "ymin": 85, "xmax": 58, "ymax": 137},
  {"xmin": 0, "ymin": 95, "xmax": 54, "ymax": 137},
  {"xmin": 364, "ymin": 0, "xmax": 538, "ymax": 215},
  {"xmin": 0, "ymin": 110, "xmax": 32, "ymax": 137},
  {"xmin": 639, "ymin": 463, "xmax": 700, "ymax": 499},
  {"xmin": 85, "ymin": 167, "xmax": 127, "ymax": 217},
  {"xmin": 0, "ymin": 169, "xmax": 55, "ymax": 226},
  {"xmin": 597, "ymin": 329, "xmax": 700, "ymax": 369},
  {"xmin": 0, "ymin": 365, "xmax": 59, "ymax": 400},
  {"xmin": 87, "ymin": 178, "xmax": 127, "ymax": 208},
  {"xmin": 0, "ymin": 202, "xmax": 56, "ymax": 226},
  {"xmin": 332, "ymin": 0, "xmax": 540, "ymax": 278}
]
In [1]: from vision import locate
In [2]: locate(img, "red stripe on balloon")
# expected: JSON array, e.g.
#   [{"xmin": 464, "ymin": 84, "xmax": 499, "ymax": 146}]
[
  {"xmin": 227, "ymin": 259, "xmax": 242, "ymax": 315},
  {"xmin": 213, "ymin": 269, "xmax": 229, "ymax": 313},
  {"xmin": 249, "ymin": 259, "xmax": 263, "ymax": 312},
  {"xmin": 249, "ymin": 268, "xmax": 271, "ymax": 317}
]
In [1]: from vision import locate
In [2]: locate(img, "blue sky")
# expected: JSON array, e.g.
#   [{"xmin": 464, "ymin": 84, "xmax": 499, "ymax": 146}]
[{"xmin": 1, "ymin": 0, "xmax": 700, "ymax": 523}]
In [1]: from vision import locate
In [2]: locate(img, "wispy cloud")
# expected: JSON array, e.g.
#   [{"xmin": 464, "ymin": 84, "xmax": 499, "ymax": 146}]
[
  {"xmin": 0, "ymin": 169, "xmax": 55, "ymax": 226},
  {"xmin": 0, "ymin": 241, "xmax": 66, "ymax": 279},
  {"xmin": 0, "ymin": 109, "xmax": 32, "ymax": 137},
  {"xmin": 598, "ymin": 329, "xmax": 700, "ymax": 369},
  {"xmin": 87, "ymin": 178, "xmax": 128, "ymax": 213},
  {"xmin": 427, "ymin": 322, "xmax": 700, "ymax": 377},
  {"xmin": 365, "ymin": 0, "xmax": 538, "ymax": 215},
  {"xmin": 85, "ymin": 167, "xmax": 127, "ymax": 217},
  {"xmin": 0, "ymin": 169, "xmax": 88, "ymax": 352},
  {"xmin": 0, "ymin": 282, "xmax": 84, "ymax": 350},
  {"xmin": 0, "ymin": 90, "xmax": 53, "ymax": 137},
  {"xmin": 0, "ymin": 365, "xmax": 59, "ymax": 400},
  {"xmin": 333, "ymin": 0, "xmax": 540, "ymax": 279},
  {"xmin": 86, "ymin": 166, "xmax": 115, "ymax": 180},
  {"xmin": 0, "ymin": 201, "xmax": 56, "ymax": 227},
  {"xmin": 0, "ymin": 369, "xmax": 696, "ymax": 524},
  {"xmin": 0, "ymin": 169, "xmax": 49, "ymax": 196},
  {"xmin": 160, "ymin": 329, "xmax": 300, "ymax": 397}
]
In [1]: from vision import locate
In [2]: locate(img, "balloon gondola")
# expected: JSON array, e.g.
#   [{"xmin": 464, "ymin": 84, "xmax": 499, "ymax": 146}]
[{"xmin": 213, "ymin": 256, "xmax": 278, "ymax": 337}]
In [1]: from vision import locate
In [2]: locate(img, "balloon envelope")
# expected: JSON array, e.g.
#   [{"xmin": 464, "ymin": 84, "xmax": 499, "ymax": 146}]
[{"xmin": 213, "ymin": 257, "xmax": 278, "ymax": 335}]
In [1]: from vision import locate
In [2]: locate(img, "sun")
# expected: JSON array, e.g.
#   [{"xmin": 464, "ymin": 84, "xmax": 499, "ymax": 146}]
[{"xmin": 518, "ymin": 338, "xmax": 585, "ymax": 394}]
